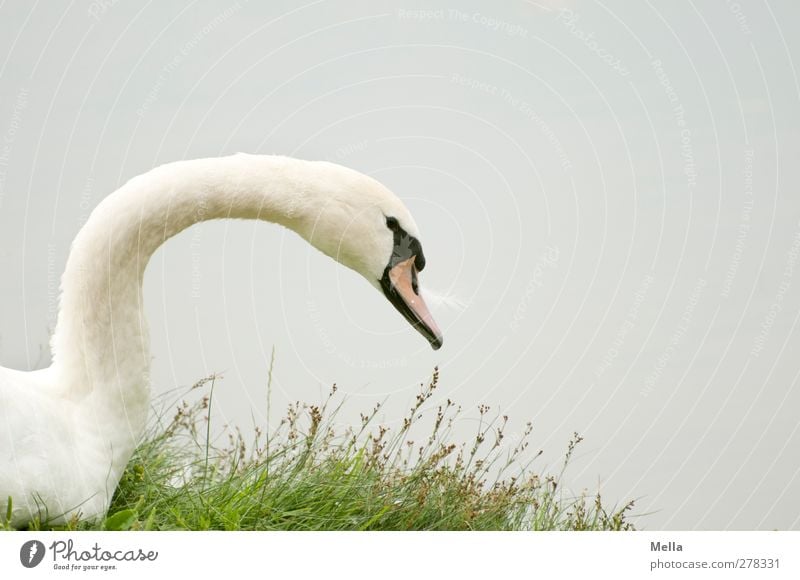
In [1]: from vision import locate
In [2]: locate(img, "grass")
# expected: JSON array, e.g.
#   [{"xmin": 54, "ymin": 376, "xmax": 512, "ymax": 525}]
[{"xmin": 4, "ymin": 367, "xmax": 635, "ymax": 531}]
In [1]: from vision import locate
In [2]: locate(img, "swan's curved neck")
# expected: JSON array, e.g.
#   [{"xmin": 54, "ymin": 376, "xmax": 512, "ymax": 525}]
[{"xmin": 50, "ymin": 154, "xmax": 325, "ymax": 427}]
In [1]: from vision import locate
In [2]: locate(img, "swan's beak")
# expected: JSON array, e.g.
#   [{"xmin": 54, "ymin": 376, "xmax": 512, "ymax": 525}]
[{"xmin": 381, "ymin": 256, "xmax": 444, "ymax": 350}]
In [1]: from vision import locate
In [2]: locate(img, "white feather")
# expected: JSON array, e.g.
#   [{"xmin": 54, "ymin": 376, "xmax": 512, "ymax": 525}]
[{"xmin": 421, "ymin": 287, "xmax": 471, "ymax": 313}]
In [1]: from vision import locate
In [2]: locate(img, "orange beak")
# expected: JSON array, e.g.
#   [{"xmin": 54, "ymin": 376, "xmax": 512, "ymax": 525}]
[{"xmin": 382, "ymin": 256, "xmax": 443, "ymax": 350}]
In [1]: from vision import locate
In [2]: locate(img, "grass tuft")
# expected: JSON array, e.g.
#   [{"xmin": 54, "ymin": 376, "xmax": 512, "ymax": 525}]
[{"xmin": 9, "ymin": 368, "xmax": 635, "ymax": 531}]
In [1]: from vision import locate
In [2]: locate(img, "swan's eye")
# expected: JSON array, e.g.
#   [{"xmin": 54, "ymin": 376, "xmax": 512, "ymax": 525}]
[{"xmin": 386, "ymin": 216, "xmax": 399, "ymax": 231}]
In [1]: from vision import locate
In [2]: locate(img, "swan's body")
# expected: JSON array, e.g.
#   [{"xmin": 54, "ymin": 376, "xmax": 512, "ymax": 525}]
[{"xmin": 0, "ymin": 154, "xmax": 441, "ymax": 527}]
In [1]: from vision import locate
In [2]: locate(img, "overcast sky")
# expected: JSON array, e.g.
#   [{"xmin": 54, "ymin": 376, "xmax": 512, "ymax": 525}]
[{"xmin": 1, "ymin": 0, "xmax": 799, "ymax": 530}]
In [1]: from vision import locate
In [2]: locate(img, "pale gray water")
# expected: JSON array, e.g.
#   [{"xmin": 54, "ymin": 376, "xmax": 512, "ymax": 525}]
[{"xmin": 1, "ymin": 0, "xmax": 798, "ymax": 530}]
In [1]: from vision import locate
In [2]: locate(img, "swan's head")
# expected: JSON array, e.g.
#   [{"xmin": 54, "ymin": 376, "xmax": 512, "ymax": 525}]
[{"xmin": 299, "ymin": 161, "xmax": 444, "ymax": 350}]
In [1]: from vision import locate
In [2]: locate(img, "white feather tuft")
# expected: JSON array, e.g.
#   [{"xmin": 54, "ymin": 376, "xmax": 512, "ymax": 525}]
[{"xmin": 421, "ymin": 287, "xmax": 471, "ymax": 313}]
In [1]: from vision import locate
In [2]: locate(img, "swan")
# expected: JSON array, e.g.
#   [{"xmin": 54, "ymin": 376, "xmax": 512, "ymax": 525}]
[{"xmin": 0, "ymin": 153, "xmax": 443, "ymax": 527}]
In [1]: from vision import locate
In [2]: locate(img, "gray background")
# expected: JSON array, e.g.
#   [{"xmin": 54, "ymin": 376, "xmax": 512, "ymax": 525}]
[{"xmin": 1, "ymin": 0, "xmax": 799, "ymax": 530}]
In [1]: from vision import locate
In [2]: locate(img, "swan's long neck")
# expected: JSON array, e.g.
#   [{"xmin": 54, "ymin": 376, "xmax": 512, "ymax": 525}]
[{"xmin": 50, "ymin": 154, "xmax": 331, "ymax": 439}]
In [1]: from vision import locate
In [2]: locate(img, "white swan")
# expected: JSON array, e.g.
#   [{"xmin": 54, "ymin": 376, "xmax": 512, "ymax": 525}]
[{"xmin": 0, "ymin": 154, "xmax": 443, "ymax": 527}]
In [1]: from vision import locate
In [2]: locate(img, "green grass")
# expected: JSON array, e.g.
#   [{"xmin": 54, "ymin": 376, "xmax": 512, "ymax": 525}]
[{"xmin": 5, "ymin": 367, "xmax": 635, "ymax": 531}]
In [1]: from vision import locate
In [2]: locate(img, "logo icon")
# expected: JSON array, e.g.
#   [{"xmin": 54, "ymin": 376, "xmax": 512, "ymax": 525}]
[{"xmin": 20, "ymin": 540, "xmax": 46, "ymax": 568}]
